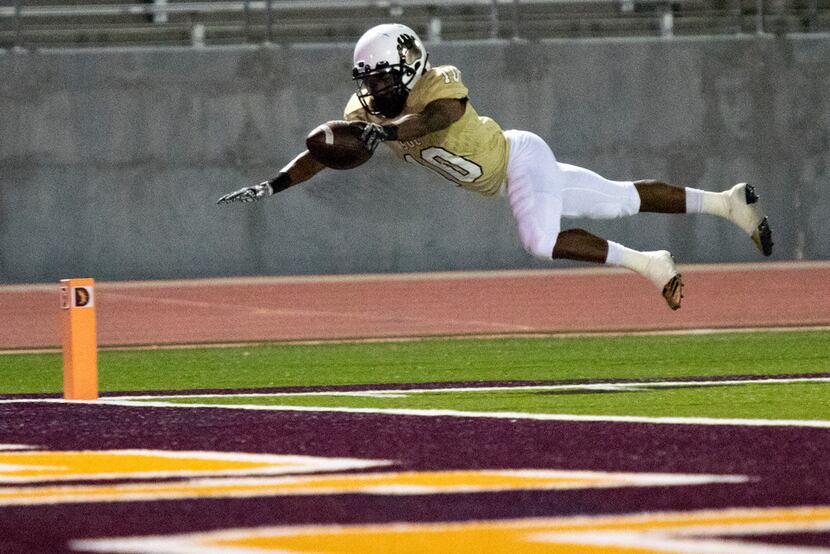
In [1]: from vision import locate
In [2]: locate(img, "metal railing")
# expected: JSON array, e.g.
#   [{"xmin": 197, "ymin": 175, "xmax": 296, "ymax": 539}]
[{"xmin": 1, "ymin": 0, "xmax": 824, "ymax": 50}]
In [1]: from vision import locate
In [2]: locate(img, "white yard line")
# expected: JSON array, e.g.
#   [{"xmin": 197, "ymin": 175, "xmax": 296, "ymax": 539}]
[
  {"xmin": 3, "ymin": 386, "xmax": 830, "ymax": 429},
  {"xmin": 97, "ymin": 375, "xmax": 830, "ymax": 401},
  {"xmin": 2, "ymin": 398, "xmax": 828, "ymax": 429},
  {"xmin": 3, "ymin": 376, "xmax": 829, "ymax": 428}
]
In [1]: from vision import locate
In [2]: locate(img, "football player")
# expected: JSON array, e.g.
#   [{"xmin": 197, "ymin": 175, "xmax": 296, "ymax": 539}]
[{"xmin": 217, "ymin": 23, "xmax": 773, "ymax": 310}]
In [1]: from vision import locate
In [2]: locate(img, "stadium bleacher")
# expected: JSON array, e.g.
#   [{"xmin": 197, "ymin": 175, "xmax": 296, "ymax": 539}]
[{"xmin": 0, "ymin": 0, "xmax": 827, "ymax": 49}]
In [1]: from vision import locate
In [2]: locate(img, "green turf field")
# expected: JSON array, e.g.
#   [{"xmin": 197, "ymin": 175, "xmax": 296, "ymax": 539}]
[{"xmin": 2, "ymin": 331, "xmax": 829, "ymax": 421}]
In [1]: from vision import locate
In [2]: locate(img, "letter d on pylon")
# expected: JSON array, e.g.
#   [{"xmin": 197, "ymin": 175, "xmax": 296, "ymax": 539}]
[{"xmin": 60, "ymin": 278, "xmax": 98, "ymax": 400}]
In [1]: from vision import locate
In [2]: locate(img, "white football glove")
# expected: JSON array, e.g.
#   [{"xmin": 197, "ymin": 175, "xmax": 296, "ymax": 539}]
[
  {"xmin": 216, "ymin": 181, "xmax": 273, "ymax": 205},
  {"xmin": 356, "ymin": 122, "xmax": 398, "ymax": 153}
]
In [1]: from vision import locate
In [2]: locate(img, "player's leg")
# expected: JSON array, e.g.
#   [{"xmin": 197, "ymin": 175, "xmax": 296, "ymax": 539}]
[
  {"xmin": 551, "ymin": 228, "xmax": 683, "ymax": 310},
  {"xmin": 553, "ymin": 157, "xmax": 685, "ymax": 309},
  {"xmin": 628, "ymin": 179, "xmax": 772, "ymax": 256},
  {"xmin": 502, "ymin": 130, "xmax": 563, "ymax": 262},
  {"xmin": 633, "ymin": 180, "xmax": 685, "ymax": 213},
  {"xmin": 682, "ymin": 182, "xmax": 773, "ymax": 256},
  {"xmin": 560, "ymin": 166, "xmax": 773, "ymax": 256},
  {"xmin": 550, "ymin": 229, "xmax": 606, "ymax": 263},
  {"xmin": 503, "ymin": 130, "xmax": 683, "ymax": 309}
]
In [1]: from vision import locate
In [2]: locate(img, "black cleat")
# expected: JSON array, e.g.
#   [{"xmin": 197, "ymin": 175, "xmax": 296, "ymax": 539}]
[
  {"xmin": 744, "ymin": 183, "xmax": 759, "ymax": 204},
  {"xmin": 726, "ymin": 183, "xmax": 773, "ymax": 257},
  {"xmin": 754, "ymin": 216, "xmax": 774, "ymax": 257}
]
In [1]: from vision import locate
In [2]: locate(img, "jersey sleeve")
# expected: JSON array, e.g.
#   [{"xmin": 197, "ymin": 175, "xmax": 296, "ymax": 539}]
[
  {"xmin": 343, "ymin": 94, "xmax": 367, "ymax": 121},
  {"xmin": 411, "ymin": 66, "xmax": 469, "ymax": 108}
]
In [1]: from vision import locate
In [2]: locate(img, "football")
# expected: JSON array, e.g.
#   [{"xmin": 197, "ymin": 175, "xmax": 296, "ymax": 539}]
[{"xmin": 305, "ymin": 120, "xmax": 373, "ymax": 170}]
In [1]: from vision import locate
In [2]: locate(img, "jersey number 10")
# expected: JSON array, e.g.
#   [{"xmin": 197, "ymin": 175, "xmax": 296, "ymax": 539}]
[{"xmin": 405, "ymin": 147, "xmax": 483, "ymax": 184}]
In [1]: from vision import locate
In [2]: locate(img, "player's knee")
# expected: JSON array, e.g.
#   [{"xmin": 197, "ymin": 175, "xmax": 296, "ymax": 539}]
[
  {"xmin": 585, "ymin": 184, "xmax": 641, "ymax": 219},
  {"xmin": 520, "ymin": 230, "xmax": 556, "ymax": 260},
  {"xmin": 617, "ymin": 184, "xmax": 641, "ymax": 216},
  {"xmin": 619, "ymin": 183, "xmax": 641, "ymax": 215},
  {"xmin": 589, "ymin": 204, "xmax": 637, "ymax": 218},
  {"xmin": 562, "ymin": 179, "xmax": 641, "ymax": 220}
]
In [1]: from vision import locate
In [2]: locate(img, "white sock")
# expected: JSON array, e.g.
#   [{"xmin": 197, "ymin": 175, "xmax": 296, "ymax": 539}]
[
  {"xmin": 606, "ymin": 241, "xmax": 650, "ymax": 273},
  {"xmin": 685, "ymin": 187, "xmax": 729, "ymax": 218},
  {"xmin": 685, "ymin": 188, "xmax": 704, "ymax": 213},
  {"xmin": 607, "ymin": 241, "xmax": 675, "ymax": 289}
]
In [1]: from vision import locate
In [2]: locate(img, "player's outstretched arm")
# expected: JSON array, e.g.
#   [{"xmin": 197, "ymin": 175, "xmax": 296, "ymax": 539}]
[
  {"xmin": 216, "ymin": 150, "xmax": 325, "ymax": 205},
  {"xmin": 392, "ymin": 98, "xmax": 467, "ymax": 140},
  {"xmin": 355, "ymin": 98, "xmax": 467, "ymax": 152}
]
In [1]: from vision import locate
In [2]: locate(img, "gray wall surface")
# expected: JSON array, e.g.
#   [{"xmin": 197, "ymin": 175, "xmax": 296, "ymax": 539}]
[{"xmin": 1, "ymin": 36, "xmax": 828, "ymax": 283}]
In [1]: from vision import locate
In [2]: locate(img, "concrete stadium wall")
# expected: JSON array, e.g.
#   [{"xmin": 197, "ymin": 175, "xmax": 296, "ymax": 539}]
[{"xmin": 1, "ymin": 36, "xmax": 828, "ymax": 283}]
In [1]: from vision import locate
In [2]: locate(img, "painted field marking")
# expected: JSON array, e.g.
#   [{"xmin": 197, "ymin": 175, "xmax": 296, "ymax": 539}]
[
  {"xmin": 100, "ymin": 375, "xmax": 830, "ymax": 401},
  {"xmin": 3, "ymin": 375, "xmax": 829, "ymax": 428},
  {"xmin": 5, "ymin": 397, "xmax": 830, "ymax": 429},
  {"xmin": 70, "ymin": 505, "xmax": 830, "ymax": 554},
  {"xmin": 0, "ymin": 467, "xmax": 748, "ymax": 507},
  {"xmin": 0, "ymin": 450, "xmax": 388, "ymax": 484}
]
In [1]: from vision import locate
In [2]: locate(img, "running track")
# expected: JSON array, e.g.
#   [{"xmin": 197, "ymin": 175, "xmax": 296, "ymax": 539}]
[{"xmin": 1, "ymin": 261, "xmax": 829, "ymax": 349}]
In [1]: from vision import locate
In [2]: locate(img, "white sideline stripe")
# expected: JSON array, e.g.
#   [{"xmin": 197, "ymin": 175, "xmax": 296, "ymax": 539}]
[
  {"xmin": 4, "ymin": 398, "xmax": 830, "ymax": 428},
  {"xmin": 3, "ymin": 260, "xmax": 829, "ymax": 293},
  {"xmin": 102, "ymin": 376, "xmax": 830, "ymax": 400}
]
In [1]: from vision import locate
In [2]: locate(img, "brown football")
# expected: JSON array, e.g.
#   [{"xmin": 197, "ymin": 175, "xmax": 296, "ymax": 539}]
[{"xmin": 305, "ymin": 120, "xmax": 373, "ymax": 170}]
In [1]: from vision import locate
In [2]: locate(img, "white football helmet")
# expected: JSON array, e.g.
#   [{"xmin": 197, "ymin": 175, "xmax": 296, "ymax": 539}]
[{"xmin": 352, "ymin": 24, "xmax": 429, "ymax": 118}]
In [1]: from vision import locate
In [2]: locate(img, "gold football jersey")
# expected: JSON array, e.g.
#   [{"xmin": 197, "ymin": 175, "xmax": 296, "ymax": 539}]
[{"xmin": 344, "ymin": 65, "xmax": 509, "ymax": 196}]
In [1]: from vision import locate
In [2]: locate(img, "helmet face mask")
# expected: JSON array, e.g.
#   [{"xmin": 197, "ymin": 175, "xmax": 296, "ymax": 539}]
[
  {"xmin": 354, "ymin": 66, "xmax": 409, "ymax": 118},
  {"xmin": 352, "ymin": 25, "xmax": 428, "ymax": 119}
]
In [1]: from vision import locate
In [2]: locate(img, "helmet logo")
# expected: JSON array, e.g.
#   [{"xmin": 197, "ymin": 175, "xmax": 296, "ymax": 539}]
[{"xmin": 396, "ymin": 33, "xmax": 421, "ymax": 69}]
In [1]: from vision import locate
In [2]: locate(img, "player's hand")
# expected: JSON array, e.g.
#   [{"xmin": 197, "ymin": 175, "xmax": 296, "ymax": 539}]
[
  {"xmin": 353, "ymin": 122, "xmax": 397, "ymax": 153},
  {"xmin": 216, "ymin": 181, "xmax": 272, "ymax": 205}
]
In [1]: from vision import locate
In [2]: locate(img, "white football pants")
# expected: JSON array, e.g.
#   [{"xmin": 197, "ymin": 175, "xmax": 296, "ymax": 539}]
[{"xmin": 503, "ymin": 129, "xmax": 640, "ymax": 260}]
